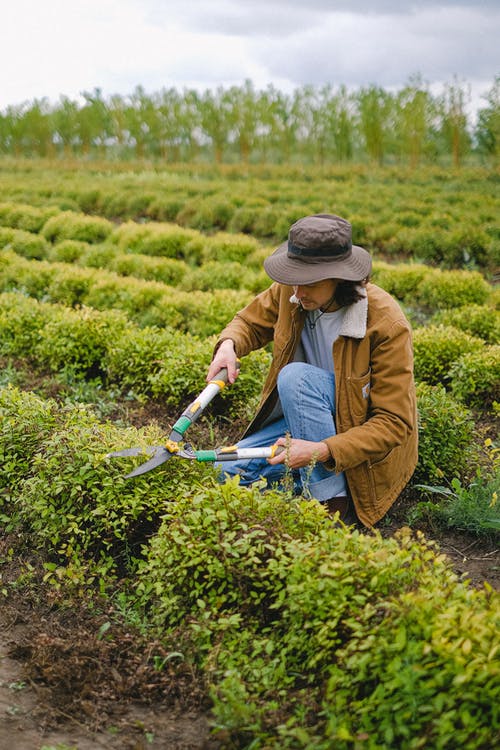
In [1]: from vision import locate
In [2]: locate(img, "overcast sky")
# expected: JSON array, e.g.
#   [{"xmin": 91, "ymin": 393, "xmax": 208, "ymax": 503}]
[{"xmin": 1, "ymin": 0, "xmax": 498, "ymax": 115}]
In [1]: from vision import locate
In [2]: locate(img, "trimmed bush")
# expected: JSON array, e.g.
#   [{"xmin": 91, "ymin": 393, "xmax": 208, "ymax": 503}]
[
  {"xmin": 371, "ymin": 261, "xmax": 432, "ymax": 301},
  {"xmin": 201, "ymin": 231, "xmax": 261, "ymax": 264},
  {"xmin": 109, "ymin": 253, "xmax": 188, "ymax": 286},
  {"xmin": 431, "ymin": 304, "xmax": 500, "ymax": 345},
  {"xmin": 449, "ymin": 345, "xmax": 500, "ymax": 408},
  {"xmin": 0, "ymin": 227, "xmax": 50, "ymax": 259},
  {"xmin": 137, "ymin": 484, "xmax": 499, "ymax": 749},
  {"xmin": 47, "ymin": 238, "xmax": 90, "ymax": 263},
  {"xmin": 34, "ymin": 306, "xmax": 129, "ymax": 377},
  {"xmin": 413, "ymin": 325, "xmax": 484, "ymax": 385},
  {"xmin": 417, "ymin": 269, "xmax": 492, "ymax": 310},
  {"xmin": 0, "ymin": 292, "xmax": 50, "ymax": 357},
  {"xmin": 0, "ymin": 385, "xmax": 57, "ymax": 495},
  {"xmin": 0, "ymin": 201, "xmax": 58, "ymax": 232},
  {"xmin": 414, "ymin": 382, "xmax": 477, "ymax": 483},
  {"xmin": 110, "ymin": 221, "xmax": 201, "ymax": 261},
  {"xmin": 41, "ymin": 210, "xmax": 114, "ymax": 244}
]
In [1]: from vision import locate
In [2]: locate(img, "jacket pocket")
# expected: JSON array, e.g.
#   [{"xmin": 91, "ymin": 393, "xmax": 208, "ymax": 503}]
[
  {"xmin": 367, "ymin": 445, "xmax": 403, "ymax": 501},
  {"xmin": 346, "ymin": 369, "xmax": 371, "ymax": 424}
]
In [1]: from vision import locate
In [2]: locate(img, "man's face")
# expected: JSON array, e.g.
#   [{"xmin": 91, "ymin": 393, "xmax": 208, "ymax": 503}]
[{"xmin": 292, "ymin": 279, "xmax": 338, "ymax": 311}]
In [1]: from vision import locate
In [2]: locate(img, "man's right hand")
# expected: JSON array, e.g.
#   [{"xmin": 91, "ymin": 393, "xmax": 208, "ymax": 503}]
[{"xmin": 207, "ymin": 339, "xmax": 239, "ymax": 383}]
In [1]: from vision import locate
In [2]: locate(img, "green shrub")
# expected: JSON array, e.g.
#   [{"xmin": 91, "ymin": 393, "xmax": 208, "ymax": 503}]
[
  {"xmin": 110, "ymin": 221, "xmax": 200, "ymax": 260},
  {"xmin": 431, "ymin": 304, "xmax": 500, "ymax": 344},
  {"xmin": 414, "ymin": 382, "xmax": 477, "ymax": 483},
  {"xmin": 201, "ymin": 231, "xmax": 260, "ymax": 264},
  {"xmin": 416, "ymin": 269, "xmax": 492, "ymax": 310},
  {"xmin": 0, "ymin": 252, "xmax": 56, "ymax": 297},
  {"xmin": 0, "ymin": 227, "xmax": 50, "ymax": 259},
  {"xmin": 41, "ymin": 211, "xmax": 113, "ymax": 244},
  {"xmin": 180, "ymin": 261, "xmax": 248, "ymax": 291},
  {"xmin": 0, "ymin": 201, "xmax": 58, "ymax": 232},
  {"xmin": 47, "ymin": 238, "xmax": 90, "ymax": 263},
  {"xmin": 109, "ymin": 253, "xmax": 188, "ymax": 286},
  {"xmin": 371, "ymin": 261, "xmax": 432, "ymax": 301},
  {"xmin": 34, "ymin": 306, "xmax": 129, "ymax": 377},
  {"xmin": 78, "ymin": 243, "xmax": 118, "ymax": 268},
  {"xmin": 45, "ymin": 264, "xmax": 98, "ymax": 306},
  {"xmin": 449, "ymin": 345, "xmax": 500, "ymax": 408},
  {"xmin": 137, "ymin": 484, "xmax": 499, "ymax": 749},
  {"xmin": 16, "ymin": 405, "xmax": 205, "ymax": 573},
  {"xmin": 0, "ymin": 385, "xmax": 57, "ymax": 496},
  {"xmin": 413, "ymin": 325, "xmax": 484, "ymax": 385},
  {"xmin": 0, "ymin": 292, "xmax": 49, "ymax": 357},
  {"xmin": 176, "ymin": 196, "xmax": 234, "ymax": 231}
]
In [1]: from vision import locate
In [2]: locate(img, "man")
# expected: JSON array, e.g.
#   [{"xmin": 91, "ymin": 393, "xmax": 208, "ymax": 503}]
[{"xmin": 207, "ymin": 214, "xmax": 418, "ymax": 526}]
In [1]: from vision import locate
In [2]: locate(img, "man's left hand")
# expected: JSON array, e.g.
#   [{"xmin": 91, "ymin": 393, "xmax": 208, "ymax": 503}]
[{"xmin": 267, "ymin": 437, "xmax": 330, "ymax": 469}]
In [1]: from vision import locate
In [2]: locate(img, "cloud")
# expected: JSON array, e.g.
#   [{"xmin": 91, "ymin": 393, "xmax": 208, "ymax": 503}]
[{"xmin": 0, "ymin": 0, "xmax": 497, "ymax": 112}]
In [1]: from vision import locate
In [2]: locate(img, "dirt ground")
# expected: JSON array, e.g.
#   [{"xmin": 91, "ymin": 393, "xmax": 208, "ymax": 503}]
[{"xmin": 1, "ymin": 395, "xmax": 498, "ymax": 750}]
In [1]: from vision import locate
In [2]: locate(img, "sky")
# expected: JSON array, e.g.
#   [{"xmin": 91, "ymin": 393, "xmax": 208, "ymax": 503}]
[{"xmin": 1, "ymin": 0, "xmax": 499, "ymax": 117}]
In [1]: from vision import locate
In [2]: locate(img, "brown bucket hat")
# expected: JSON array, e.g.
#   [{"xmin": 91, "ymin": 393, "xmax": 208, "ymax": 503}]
[{"xmin": 264, "ymin": 214, "xmax": 372, "ymax": 285}]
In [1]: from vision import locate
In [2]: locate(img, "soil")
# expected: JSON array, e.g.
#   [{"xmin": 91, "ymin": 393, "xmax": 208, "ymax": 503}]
[{"xmin": 1, "ymin": 390, "xmax": 498, "ymax": 749}]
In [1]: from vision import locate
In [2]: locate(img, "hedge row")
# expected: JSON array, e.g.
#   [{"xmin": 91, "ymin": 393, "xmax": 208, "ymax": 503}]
[
  {"xmin": 0, "ymin": 290, "xmax": 486, "ymax": 486},
  {"xmin": 0, "ymin": 232, "xmax": 500, "ymax": 320},
  {"xmin": 0, "ymin": 250, "xmax": 253, "ymax": 336},
  {"xmin": 0, "ymin": 163, "xmax": 498, "ymax": 270},
  {"xmin": 0, "ymin": 385, "xmax": 498, "ymax": 749},
  {"xmin": 0, "ymin": 291, "xmax": 269, "ymax": 423}
]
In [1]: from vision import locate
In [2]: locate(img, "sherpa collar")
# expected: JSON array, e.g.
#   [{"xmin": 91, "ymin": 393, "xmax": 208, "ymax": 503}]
[{"xmin": 339, "ymin": 288, "xmax": 368, "ymax": 339}]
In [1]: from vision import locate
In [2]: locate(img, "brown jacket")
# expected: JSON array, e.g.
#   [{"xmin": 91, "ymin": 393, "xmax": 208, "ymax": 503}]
[{"xmin": 217, "ymin": 282, "xmax": 418, "ymax": 526}]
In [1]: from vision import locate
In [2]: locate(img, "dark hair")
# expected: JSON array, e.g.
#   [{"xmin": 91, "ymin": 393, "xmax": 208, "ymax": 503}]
[{"xmin": 335, "ymin": 278, "xmax": 369, "ymax": 307}]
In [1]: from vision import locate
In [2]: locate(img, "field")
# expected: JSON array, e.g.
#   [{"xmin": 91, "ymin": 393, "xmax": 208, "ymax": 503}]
[{"xmin": 0, "ymin": 159, "xmax": 499, "ymax": 749}]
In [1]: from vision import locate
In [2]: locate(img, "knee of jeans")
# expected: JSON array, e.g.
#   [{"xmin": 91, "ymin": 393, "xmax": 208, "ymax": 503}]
[{"xmin": 277, "ymin": 362, "xmax": 310, "ymax": 397}]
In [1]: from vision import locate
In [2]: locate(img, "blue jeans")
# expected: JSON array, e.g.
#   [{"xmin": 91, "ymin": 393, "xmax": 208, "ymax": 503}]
[{"xmin": 217, "ymin": 362, "xmax": 347, "ymax": 502}]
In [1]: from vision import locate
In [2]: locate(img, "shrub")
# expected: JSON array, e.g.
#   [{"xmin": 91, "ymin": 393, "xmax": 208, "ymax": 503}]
[
  {"xmin": 0, "ymin": 251, "xmax": 55, "ymax": 298},
  {"xmin": 0, "ymin": 292, "xmax": 49, "ymax": 357},
  {"xmin": 47, "ymin": 238, "xmax": 90, "ymax": 263},
  {"xmin": 413, "ymin": 325, "xmax": 484, "ymax": 385},
  {"xmin": 34, "ymin": 306, "xmax": 129, "ymax": 378},
  {"xmin": 449, "ymin": 345, "xmax": 500, "ymax": 408},
  {"xmin": 109, "ymin": 253, "xmax": 188, "ymax": 286},
  {"xmin": 41, "ymin": 211, "xmax": 113, "ymax": 244},
  {"xmin": 371, "ymin": 261, "xmax": 432, "ymax": 301},
  {"xmin": 137, "ymin": 485, "xmax": 499, "ymax": 749},
  {"xmin": 110, "ymin": 221, "xmax": 200, "ymax": 260},
  {"xmin": 416, "ymin": 269, "xmax": 492, "ymax": 310},
  {"xmin": 45, "ymin": 264, "xmax": 98, "ymax": 306},
  {"xmin": 15, "ymin": 403, "xmax": 206, "ymax": 574},
  {"xmin": 0, "ymin": 385, "xmax": 57, "ymax": 496},
  {"xmin": 176, "ymin": 196, "xmax": 234, "ymax": 231},
  {"xmin": 201, "ymin": 232, "xmax": 260, "ymax": 264},
  {"xmin": 0, "ymin": 201, "xmax": 58, "ymax": 232},
  {"xmin": 180, "ymin": 261, "xmax": 247, "ymax": 291},
  {"xmin": 414, "ymin": 382, "xmax": 477, "ymax": 483},
  {"xmin": 431, "ymin": 304, "xmax": 500, "ymax": 344},
  {"xmin": 78, "ymin": 243, "xmax": 119, "ymax": 269},
  {"xmin": 0, "ymin": 227, "xmax": 50, "ymax": 259}
]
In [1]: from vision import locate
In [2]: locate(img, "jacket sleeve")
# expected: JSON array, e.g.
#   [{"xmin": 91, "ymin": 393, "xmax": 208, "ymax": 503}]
[
  {"xmin": 325, "ymin": 318, "xmax": 417, "ymax": 471},
  {"xmin": 215, "ymin": 284, "xmax": 281, "ymax": 357}
]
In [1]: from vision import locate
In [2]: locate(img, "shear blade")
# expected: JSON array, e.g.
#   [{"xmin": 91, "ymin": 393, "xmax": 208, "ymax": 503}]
[
  {"xmin": 124, "ymin": 448, "xmax": 173, "ymax": 478},
  {"xmin": 107, "ymin": 445, "xmax": 162, "ymax": 458}
]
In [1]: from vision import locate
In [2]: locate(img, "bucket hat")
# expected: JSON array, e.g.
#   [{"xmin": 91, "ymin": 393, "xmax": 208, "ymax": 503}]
[{"xmin": 264, "ymin": 214, "xmax": 372, "ymax": 285}]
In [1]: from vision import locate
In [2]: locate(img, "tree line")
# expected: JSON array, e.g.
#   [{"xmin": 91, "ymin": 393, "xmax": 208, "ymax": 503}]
[{"xmin": 1, "ymin": 75, "xmax": 499, "ymax": 167}]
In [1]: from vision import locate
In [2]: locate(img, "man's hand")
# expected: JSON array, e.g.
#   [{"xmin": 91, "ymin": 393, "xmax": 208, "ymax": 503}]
[
  {"xmin": 267, "ymin": 437, "xmax": 330, "ymax": 469},
  {"xmin": 207, "ymin": 339, "xmax": 239, "ymax": 383}
]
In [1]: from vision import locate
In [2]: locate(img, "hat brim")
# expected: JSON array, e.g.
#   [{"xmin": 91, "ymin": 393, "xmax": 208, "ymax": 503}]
[{"xmin": 264, "ymin": 241, "xmax": 372, "ymax": 285}]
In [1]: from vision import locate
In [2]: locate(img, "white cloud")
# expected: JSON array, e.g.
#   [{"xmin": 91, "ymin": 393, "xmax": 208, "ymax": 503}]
[{"xmin": 0, "ymin": 0, "xmax": 497, "ymax": 111}]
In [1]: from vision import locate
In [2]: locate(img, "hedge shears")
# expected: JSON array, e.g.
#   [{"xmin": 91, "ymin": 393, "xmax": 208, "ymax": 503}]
[{"xmin": 108, "ymin": 366, "xmax": 283, "ymax": 478}]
